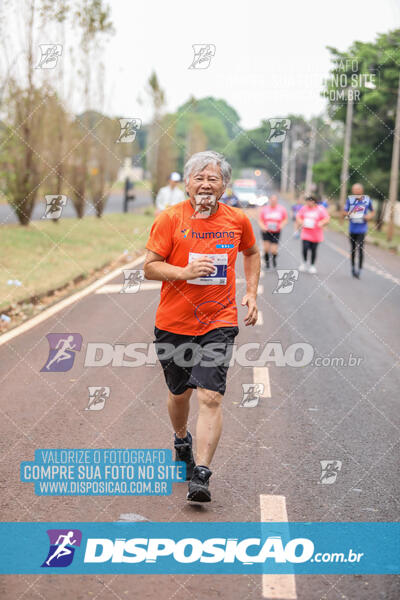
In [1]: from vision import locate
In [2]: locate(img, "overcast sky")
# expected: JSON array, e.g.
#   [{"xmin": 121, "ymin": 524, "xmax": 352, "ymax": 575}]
[{"xmin": 99, "ymin": 0, "xmax": 400, "ymax": 128}]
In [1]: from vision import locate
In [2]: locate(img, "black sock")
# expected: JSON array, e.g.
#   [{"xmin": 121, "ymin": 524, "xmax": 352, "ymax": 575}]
[
  {"xmin": 264, "ymin": 252, "xmax": 269, "ymax": 266},
  {"xmin": 272, "ymin": 254, "xmax": 277, "ymax": 267}
]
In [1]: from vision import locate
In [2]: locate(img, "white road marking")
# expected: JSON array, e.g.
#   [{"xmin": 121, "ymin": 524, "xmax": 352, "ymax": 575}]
[
  {"xmin": 260, "ymin": 495, "xmax": 297, "ymax": 599},
  {"xmin": 0, "ymin": 255, "xmax": 145, "ymax": 346},
  {"xmin": 95, "ymin": 282, "xmax": 161, "ymax": 294},
  {"xmin": 257, "ymin": 311, "xmax": 264, "ymax": 325},
  {"xmin": 118, "ymin": 513, "xmax": 149, "ymax": 522},
  {"xmin": 253, "ymin": 367, "xmax": 271, "ymax": 397}
]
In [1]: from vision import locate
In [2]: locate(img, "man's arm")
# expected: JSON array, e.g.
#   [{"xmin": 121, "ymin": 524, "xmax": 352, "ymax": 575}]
[
  {"xmin": 241, "ymin": 244, "xmax": 260, "ymax": 326},
  {"xmin": 365, "ymin": 200, "xmax": 375, "ymax": 221}
]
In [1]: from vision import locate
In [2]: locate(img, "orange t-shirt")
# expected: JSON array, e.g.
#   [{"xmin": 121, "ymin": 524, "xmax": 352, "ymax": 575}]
[{"xmin": 146, "ymin": 199, "xmax": 256, "ymax": 335}]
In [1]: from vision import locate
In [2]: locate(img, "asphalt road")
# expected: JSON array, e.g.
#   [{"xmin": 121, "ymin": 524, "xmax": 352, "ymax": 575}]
[
  {"xmin": 0, "ymin": 189, "xmax": 152, "ymax": 225},
  {"xmin": 0, "ymin": 209, "xmax": 399, "ymax": 599}
]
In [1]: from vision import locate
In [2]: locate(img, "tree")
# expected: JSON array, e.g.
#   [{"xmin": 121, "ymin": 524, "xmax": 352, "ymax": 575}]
[{"xmin": 315, "ymin": 29, "xmax": 400, "ymax": 215}]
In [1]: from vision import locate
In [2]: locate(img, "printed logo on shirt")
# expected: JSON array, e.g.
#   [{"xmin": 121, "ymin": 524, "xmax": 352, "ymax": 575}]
[
  {"xmin": 181, "ymin": 228, "xmax": 191, "ymax": 238},
  {"xmin": 191, "ymin": 230, "xmax": 234, "ymax": 240}
]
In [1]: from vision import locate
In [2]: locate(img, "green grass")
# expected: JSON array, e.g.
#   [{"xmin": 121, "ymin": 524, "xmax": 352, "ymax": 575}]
[
  {"xmin": 328, "ymin": 215, "xmax": 400, "ymax": 251},
  {"xmin": 0, "ymin": 212, "xmax": 154, "ymax": 311}
]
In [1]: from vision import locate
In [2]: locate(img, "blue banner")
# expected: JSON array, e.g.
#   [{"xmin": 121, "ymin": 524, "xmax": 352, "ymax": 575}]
[{"xmin": 0, "ymin": 522, "xmax": 399, "ymax": 574}]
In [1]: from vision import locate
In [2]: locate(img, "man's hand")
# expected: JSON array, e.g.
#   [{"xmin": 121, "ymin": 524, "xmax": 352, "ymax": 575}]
[
  {"xmin": 181, "ymin": 257, "xmax": 215, "ymax": 280},
  {"xmin": 241, "ymin": 293, "xmax": 258, "ymax": 326}
]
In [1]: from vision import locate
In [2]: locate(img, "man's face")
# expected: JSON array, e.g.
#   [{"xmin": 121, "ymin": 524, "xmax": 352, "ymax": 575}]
[
  {"xmin": 351, "ymin": 184, "xmax": 364, "ymax": 198},
  {"xmin": 186, "ymin": 163, "xmax": 226, "ymax": 205},
  {"xmin": 169, "ymin": 180, "xmax": 178, "ymax": 189}
]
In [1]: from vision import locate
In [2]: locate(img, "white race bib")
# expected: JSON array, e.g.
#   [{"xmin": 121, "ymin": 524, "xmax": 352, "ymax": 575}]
[
  {"xmin": 303, "ymin": 217, "xmax": 316, "ymax": 229},
  {"xmin": 350, "ymin": 208, "xmax": 365, "ymax": 222},
  {"xmin": 187, "ymin": 252, "xmax": 228, "ymax": 285},
  {"xmin": 266, "ymin": 221, "xmax": 278, "ymax": 232}
]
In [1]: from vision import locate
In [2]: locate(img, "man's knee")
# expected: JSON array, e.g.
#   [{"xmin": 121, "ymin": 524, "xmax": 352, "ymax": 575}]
[
  {"xmin": 169, "ymin": 388, "xmax": 192, "ymax": 402},
  {"xmin": 198, "ymin": 388, "xmax": 223, "ymax": 409}
]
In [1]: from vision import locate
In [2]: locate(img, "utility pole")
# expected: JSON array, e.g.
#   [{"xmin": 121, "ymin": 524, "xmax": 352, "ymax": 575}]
[
  {"xmin": 288, "ymin": 127, "xmax": 297, "ymax": 199},
  {"xmin": 387, "ymin": 73, "xmax": 400, "ymax": 242},
  {"xmin": 281, "ymin": 134, "xmax": 290, "ymax": 193},
  {"xmin": 339, "ymin": 90, "xmax": 354, "ymax": 212},
  {"xmin": 305, "ymin": 119, "xmax": 317, "ymax": 195}
]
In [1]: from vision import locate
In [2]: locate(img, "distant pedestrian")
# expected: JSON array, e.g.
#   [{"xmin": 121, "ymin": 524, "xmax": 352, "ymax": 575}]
[
  {"xmin": 258, "ymin": 194, "xmax": 288, "ymax": 269},
  {"xmin": 343, "ymin": 183, "xmax": 375, "ymax": 279},
  {"xmin": 291, "ymin": 195, "xmax": 304, "ymax": 238},
  {"xmin": 155, "ymin": 172, "xmax": 185, "ymax": 214},
  {"xmin": 296, "ymin": 194, "xmax": 330, "ymax": 274},
  {"xmin": 123, "ymin": 177, "xmax": 135, "ymax": 213}
]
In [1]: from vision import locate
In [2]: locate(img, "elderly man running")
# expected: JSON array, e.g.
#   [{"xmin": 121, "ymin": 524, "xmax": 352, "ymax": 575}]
[{"xmin": 144, "ymin": 151, "xmax": 260, "ymax": 502}]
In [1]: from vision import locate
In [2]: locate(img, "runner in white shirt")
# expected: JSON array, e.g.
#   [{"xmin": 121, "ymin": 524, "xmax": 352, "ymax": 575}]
[{"xmin": 155, "ymin": 172, "xmax": 185, "ymax": 213}]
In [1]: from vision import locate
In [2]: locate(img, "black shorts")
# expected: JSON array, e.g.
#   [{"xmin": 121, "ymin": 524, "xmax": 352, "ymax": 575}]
[
  {"xmin": 154, "ymin": 326, "xmax": 239, "ymax": 396},
  {"xmin": 262, "ymin": 231, "xmax": 281, "ymax": 243}
]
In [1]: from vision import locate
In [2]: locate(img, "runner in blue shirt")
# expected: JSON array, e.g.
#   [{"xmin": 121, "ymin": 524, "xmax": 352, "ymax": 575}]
[{"xmin": 344, "ymin": 183, "xmax": 375, "ymax": 279}]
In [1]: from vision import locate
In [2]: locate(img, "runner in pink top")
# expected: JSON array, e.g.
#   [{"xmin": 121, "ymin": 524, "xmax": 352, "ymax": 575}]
[
  {"xmin": 296, "ymin": 195, "xmax": 330, "ymax": 274},
  {"xmin": 258, "ymin": 195, "xmax": 288, "ymax": 269}
]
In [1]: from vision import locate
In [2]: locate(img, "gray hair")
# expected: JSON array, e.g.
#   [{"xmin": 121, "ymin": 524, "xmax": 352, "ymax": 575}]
[{"xmin": 184, "ymin": 151, "xmax": 232, "ymax": 186}]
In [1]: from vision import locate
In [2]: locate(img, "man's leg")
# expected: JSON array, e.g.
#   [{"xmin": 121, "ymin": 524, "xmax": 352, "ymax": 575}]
[
  {"xmin": 350, "ymin": 234, "xmax": 356, "ymax": 267},
  {"xmin": 357, "ymin": 233, "xmax": 365, "ymax": 271},
  {"xmin": 167, "ymin": 388, "xmax": 193, "ymax": 439},
  {"xmin": 195, "ymin": 387, "xmax": 223, "ymax": 467}
]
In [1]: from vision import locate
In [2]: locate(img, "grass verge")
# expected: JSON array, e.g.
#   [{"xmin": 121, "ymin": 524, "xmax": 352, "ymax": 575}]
[{"xmin": 1, "ymin": 211, "xmax": 154, "ymax": 314}]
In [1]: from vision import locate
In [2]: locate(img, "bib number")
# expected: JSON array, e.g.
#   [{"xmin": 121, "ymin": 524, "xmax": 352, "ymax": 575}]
[
  {"xmin": 187, "ymin": 252, "xmax": 228, "ymax": 285},
  {"xmin": 350, "ymin": 208, "xmax": 365, "ymax": 222},
  {"xmin": 266, "ymin": 221, "xmax": 278, "ymax": 232},
  {"xmin": 303, "ymin": 217, "xmax": 316, "ymax": 229}
]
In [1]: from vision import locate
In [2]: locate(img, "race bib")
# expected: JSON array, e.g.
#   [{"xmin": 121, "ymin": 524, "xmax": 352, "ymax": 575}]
[
  {"xmin": 187, "ymin": 252, "xmax": 228, "ymax": 285},
  {"xmin": 266, "ymin": 221, "xmax": 278, "ymax": 232},
  {"xmin": 303, "ymin": 217, "xmax": 316, "ymax": 228},
  {"xmin": 350, "ymin": 208, "xmax": 365, "ymax": 222}
]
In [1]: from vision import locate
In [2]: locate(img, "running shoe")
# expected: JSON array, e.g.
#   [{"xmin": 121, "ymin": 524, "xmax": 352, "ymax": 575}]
[
  {"xmin": 187, "ymin": 465, "xmax": 212, "ymax": 502},
  {"xmin": 352, "ymin": 267, "xmax": 359, "ymax": 279},
  {"xmin": 299, "ymin": 263, "xmax": 307, "ymax": 272},
  {"xmin": 308, "ymin": 265, "xmax": 317, "ymax": 274},
  {"xmin": 174, "ymin": 432, "xmax": 195, "ymax": 481}
]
